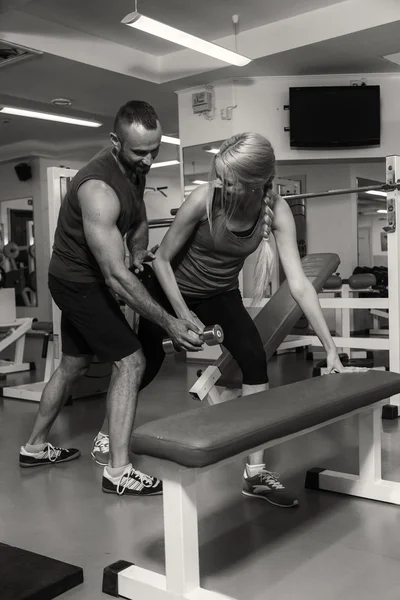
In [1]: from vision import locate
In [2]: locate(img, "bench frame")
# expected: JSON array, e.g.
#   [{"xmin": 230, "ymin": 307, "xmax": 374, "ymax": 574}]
[
  {"xmin": 104, "ymin": 398, "xmax": 400, "ymax": 600},
  {"xmin": 0, "ymin": 317, "xmax": 34, "ymax": 376}
]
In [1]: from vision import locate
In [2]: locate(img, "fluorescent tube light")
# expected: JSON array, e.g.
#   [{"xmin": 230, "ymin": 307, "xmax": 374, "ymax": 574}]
[
  {"xmin": 204, "ymin": 148, "xmax": 219, "ymax": 154},
  {"xmin": 161, "ymin": 135, "xmax": 180, "ymax": 145},
  {"xmin": 193, "ymin": 179, "xmax": 208, "ymax": 184},
  {"xmin": 0, "ymin": 106, "xmax": 102, "ymax": 128},
  {"xmin": 377, "ymin": 209, "xmax": 387, "ymax": 214},
  {"xmin": 151, "ymin": 160, "xmax": 180, "ymax": 169},
  {"xmin": 366, "ymin": 190, "xmax": 387, "ymax": 198},
  {"xmin": 122, "ymin": 12, "xmax": 251, "ymax": 67}
]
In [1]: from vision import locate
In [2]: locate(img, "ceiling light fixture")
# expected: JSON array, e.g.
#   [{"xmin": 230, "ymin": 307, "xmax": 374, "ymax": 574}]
[
  {"xmin": 51, "ymin": 98, "xmax": 72, "ymax": 107},
  {"xmin": 377, "ymin": 209, "xmax": 388, "ymax": 214},
  {"xmin": 203, "ymin": 146, "xmax": 219, "ymax": 154},
  {"xmin": 122, "ymin": 4, "xmax": 251, "ymax": 67},
  {"xmin": 366, "ymin": 190, "xmax": 387, "ymax": 198},
  {"xmin": 0, "ymin": 106, "xmax": 102, "ymax": 128},
  {"xmin": 151, "ymin": 159, "xmax": 180, "ymax": 169},
  {"xmin": 161, "ymin": 135, "xmax": 180, "ymax": 145},
  {"xmin": 193, "ymin": 179, "xmax": 208, "ymax": 184}
]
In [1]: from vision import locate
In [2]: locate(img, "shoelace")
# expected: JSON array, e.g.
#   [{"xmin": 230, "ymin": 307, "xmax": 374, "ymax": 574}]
[
  {"xmin": 116, "ymin": 467, "xmax": 155, "ymax": 496},
  {"xmin": 259, "ymin": 470, "xmax": 285, "ymax": 490},
  {"xmin": 95, "ymin": 436, "xmax": 109, "ymax": 452},
  {"xmin": 44, "ymin": 443, "xmax": 65, "ymax": 462}
]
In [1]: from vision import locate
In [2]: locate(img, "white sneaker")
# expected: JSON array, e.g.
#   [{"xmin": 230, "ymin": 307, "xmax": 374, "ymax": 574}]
[{"xmin": 91, "ymin": 432, "xmax": 109, "ymax": 466}]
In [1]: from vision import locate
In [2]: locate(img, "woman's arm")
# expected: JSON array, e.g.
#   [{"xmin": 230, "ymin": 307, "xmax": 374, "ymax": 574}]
[
  {"xmin": 152, "ymin": 185, "xmax": 208, "ymax": 321},
  {"xmin": 272, "ymin": 196, "xmax": 342, "ymax": 368}
]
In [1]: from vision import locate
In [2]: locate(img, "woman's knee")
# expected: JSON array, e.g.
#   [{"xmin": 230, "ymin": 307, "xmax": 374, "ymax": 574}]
[{"xmin": 238, "ymin": 348, "xmax": 268, "ymax": 386}]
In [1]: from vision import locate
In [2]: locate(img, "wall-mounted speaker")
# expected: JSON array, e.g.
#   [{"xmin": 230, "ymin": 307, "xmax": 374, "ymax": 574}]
[{"xmin": 14, "ymin": 162, "xmax": 32, "ymax": 181}]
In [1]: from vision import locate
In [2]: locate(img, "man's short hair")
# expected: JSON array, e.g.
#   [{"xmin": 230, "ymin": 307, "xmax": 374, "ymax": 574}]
[{"xmin": 114, "ymin": 100, "xmax": 159, "ymax": 140}]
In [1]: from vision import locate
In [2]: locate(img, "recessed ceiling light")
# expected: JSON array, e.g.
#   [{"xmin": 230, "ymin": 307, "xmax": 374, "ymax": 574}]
[{"xmin": 51, "ymin": 98, "xmax": 72, "ymax": 106}]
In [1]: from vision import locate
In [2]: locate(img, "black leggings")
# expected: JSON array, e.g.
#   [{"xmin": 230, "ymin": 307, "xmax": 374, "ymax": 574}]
[{"xmin": 138, "ymin": 266, "xmax": 268, "ymax": 390}]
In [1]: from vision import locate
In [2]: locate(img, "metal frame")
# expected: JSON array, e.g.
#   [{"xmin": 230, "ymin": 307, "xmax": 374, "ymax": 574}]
[
  {"xmin": 109, "ymin": 399, "xmax": 400, "ymax": 600},
  {"xmin": 0, "ymin": 317, "xmax": 33, "ymax": 375}
]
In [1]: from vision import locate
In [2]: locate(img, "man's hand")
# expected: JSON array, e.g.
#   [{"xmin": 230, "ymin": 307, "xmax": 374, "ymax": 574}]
[
  {"xmin": 131, "ymin": 245, "xmax": 159, "ymax": 274},
  {"xmin": 166, "ymin": 317, "xmax": 204, "ymax": 352}
]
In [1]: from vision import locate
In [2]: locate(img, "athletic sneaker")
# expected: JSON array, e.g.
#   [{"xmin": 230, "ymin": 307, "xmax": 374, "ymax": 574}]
[
  {"xmin": 102, "ymin": 465, "xmax": 163, "ymax": 496},
  {"xmin": 19, "ymin": 443, "xmax": 80, "ymax": 468},
  {"xmin": 91, "ymin": 432, "xmax": 109, "ymax": 466},
  {"xmin": 242, "ymin": 470, "xmax": 299, "ymax": 508}
]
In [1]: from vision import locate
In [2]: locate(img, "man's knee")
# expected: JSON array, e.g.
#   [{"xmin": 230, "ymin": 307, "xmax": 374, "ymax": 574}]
[
  {"xmin": 115, "ymin": 349, "xmax": 146, "ymax": 379},
  {"xmin": 60, "ymin": 354, "xmax": 92, "ymax": 379}
]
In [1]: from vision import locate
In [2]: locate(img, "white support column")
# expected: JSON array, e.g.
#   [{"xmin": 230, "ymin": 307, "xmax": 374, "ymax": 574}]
[
  {"xmin": 163, "ymin": 470, "xmax": 200, "ymax": 595},
  {"xmin": 13, "ymin": 334, "xmax": 26, "ymax": 365},
  {"xmin": 340, "ymin": 285, "xmax": 351, "ymax": 357},
  {"xmin": 358, "ymin": 407, "xmax": 382, "ymax": 483},
  {"xmin": 386, "ymin": 156, "xmax": 400, "ymax": 408}
]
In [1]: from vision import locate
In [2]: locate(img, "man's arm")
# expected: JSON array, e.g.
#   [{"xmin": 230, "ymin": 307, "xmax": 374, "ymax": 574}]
[
  {"xmin": 78, "ymin": 180, "xmax": 202, "ymax": 351},
  {"xmin": 126, "ymin": 201, "xmax": 148, "ymax": 255}
]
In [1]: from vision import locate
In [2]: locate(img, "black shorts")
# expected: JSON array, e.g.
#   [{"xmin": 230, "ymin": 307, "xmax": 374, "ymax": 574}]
[{"xmin": 48, "ymin": 274, "xmax": 141, "ymax": 362}]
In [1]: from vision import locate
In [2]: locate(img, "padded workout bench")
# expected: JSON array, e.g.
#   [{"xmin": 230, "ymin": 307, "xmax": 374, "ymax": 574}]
[
  {"xmin": 190, "ymin": 252, "xmax": 340, "ymax": 402},
  {"xmin": 104, "ymin": 370, "xmax": 400, "ymax": 600}
]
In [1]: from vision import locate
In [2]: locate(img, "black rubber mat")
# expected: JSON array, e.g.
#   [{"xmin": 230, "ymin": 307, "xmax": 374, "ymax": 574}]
[{"xmin": 0, "ymin": 542, "xmax": 84, "ymax": 600}]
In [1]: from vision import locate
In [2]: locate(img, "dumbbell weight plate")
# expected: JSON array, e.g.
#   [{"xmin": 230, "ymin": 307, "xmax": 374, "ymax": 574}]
[
  {"xmin": 162, "ymin": 338, "xmax": 180, "ymax": 354},
  {"xmin": 3, "ymin": 242, "xmax": 19, "ymax": 260},
  {"xmin": 202, "ymin": 324, "xmax": 224, "ymax": 346}
]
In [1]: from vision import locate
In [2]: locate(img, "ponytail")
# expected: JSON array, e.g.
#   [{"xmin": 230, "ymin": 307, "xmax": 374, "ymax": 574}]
[{"xmin": 252, "ymin": 190, "xmax": 277, "ymax": 306}]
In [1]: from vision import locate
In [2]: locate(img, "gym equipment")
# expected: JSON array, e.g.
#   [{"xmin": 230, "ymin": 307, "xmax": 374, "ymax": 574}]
[
  {"xmin": 0, "ymin": 265, "xmax": 5, "ymax": 288},
  {"xmin": 1, "ymin": 542, "xmax": 83, "ymax": 600},
  {"xmin": 162, "ymin": 324, "xmax": 224, "ymax": 354},
  {"xmin": 104, "ymin": 371, "xmax": 400, "ymax": 600},
  {"xmin": 3, "ymin": 241, "xmax": 19, "ymax": 260},
  {"xmin": 0, "ymin": 312, "xmax": 34, "ymax": 376}
]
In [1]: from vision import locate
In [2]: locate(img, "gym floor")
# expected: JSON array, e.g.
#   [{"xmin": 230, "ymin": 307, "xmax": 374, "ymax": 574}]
[{"xmin": 1, "ymin": 347, "xmax": 400, "ymax": 600}]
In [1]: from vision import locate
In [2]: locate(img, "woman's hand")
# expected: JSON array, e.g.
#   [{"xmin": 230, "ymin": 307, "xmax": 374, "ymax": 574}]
[
  {"xmin": 325, "ymin": 350, "xmax": 368, "ymax": 374},
  {"xmin": 325, "ymin": 350, "xmax": 346, "ymax": 374}
]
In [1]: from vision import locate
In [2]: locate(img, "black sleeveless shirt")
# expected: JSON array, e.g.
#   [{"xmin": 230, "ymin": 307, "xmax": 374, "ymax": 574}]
[{"xmin": 49, "ymin": 147, "xmax": 145, "ymax": 283}]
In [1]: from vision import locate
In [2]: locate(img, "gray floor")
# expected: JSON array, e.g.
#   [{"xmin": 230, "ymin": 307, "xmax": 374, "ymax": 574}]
[{"xmin": 1, "ymin": 349, "xmax": 400, "ymax": 600}]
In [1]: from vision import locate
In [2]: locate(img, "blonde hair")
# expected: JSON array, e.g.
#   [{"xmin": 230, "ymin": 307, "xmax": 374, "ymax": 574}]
[{"xmin": 207, "ymin": 132, "xmax": 277, "ymax": 304}]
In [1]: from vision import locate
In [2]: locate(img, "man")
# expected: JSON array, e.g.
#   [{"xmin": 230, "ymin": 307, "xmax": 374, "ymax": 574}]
[{"xmin": 19, "ymin": 100, "xmax": 203, "ymax": 497}]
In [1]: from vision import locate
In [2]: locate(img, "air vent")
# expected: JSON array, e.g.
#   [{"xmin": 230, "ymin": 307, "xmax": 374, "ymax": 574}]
[{"xmin": 0, "ymin": 40, "xmax": 41, "ymax": 68}]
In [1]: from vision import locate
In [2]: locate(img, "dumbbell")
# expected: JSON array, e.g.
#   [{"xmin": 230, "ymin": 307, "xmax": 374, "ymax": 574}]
[{"xmin": 162, "ymin": 324, "xmax": 224, "ymax": 354}]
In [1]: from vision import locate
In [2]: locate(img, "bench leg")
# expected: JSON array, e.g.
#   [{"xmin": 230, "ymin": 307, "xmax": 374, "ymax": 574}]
[
  {"xmin": 306, "ymin": 406, "xmax": 400, "ymax": 505},
  {"xmin": 105, "ymin": 469, "xmax": 235, "ymax": 600}
]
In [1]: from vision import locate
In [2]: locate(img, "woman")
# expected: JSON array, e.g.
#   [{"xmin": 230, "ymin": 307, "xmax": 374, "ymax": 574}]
[{"xmin": 93, "ymin": 132, "xmax": 345, "ymax": 508}]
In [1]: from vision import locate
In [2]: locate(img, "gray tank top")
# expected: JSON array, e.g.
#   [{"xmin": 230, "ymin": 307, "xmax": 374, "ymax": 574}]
[{"xmin": 173, "ymin": 206, "xmax": 264, "ymax": 299}]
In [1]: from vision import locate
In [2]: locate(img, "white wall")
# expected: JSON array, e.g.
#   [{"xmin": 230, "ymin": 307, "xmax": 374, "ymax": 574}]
[
  {"xmin": 177, "ymin": 75, "xmax": 398, "ymax": 298},
  {"xmin": 178, "ymin": 74, "xmax": 400, "ymax": 161}
]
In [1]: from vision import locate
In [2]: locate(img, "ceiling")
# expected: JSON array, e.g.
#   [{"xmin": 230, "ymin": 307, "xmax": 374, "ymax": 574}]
[{"xmin": 0, "ymin": 0, "xmax": 399, "ymax": 163}]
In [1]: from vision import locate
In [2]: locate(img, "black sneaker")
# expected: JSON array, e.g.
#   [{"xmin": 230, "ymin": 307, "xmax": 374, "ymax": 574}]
[
  {"xmin": 19, "ymin": 443, "xmax": 81, "ymax": 467},
  {"xmin": 242, "ymin": 470, "xmax": 299, "ymax": 508},
  {"xmin": 102, "ymin": 465, "xmax": 163, "ymax": 496}
]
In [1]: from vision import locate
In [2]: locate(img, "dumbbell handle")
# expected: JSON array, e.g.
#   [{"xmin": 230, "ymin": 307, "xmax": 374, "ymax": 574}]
[{"xmin": 163, "ymin": 324, "xmax": 224, "ymax": 354}]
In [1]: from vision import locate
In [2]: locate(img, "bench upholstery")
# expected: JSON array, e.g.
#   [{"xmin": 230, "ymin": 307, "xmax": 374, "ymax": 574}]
[{"xmin": 132, "ymin": 371, "xmax": 400, "ymax": 468}]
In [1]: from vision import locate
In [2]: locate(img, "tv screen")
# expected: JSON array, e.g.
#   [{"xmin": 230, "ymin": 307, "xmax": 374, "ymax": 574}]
[{"xmin": 289, "ymin": 86, "xmax": 381, "ymax": 149}]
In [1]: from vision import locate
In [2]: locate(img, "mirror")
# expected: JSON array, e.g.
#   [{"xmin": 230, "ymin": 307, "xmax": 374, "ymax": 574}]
[
  {"xmin": 357, "ymin": 177, "xmax": 388, "ymax": 269},
  {"xmin": 0, "ymin": 197, "xmax": 37, "ymax": 307},
  {"xmin": 182, "ymin": 141, "xmax": 224, "ymax": 198}
]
